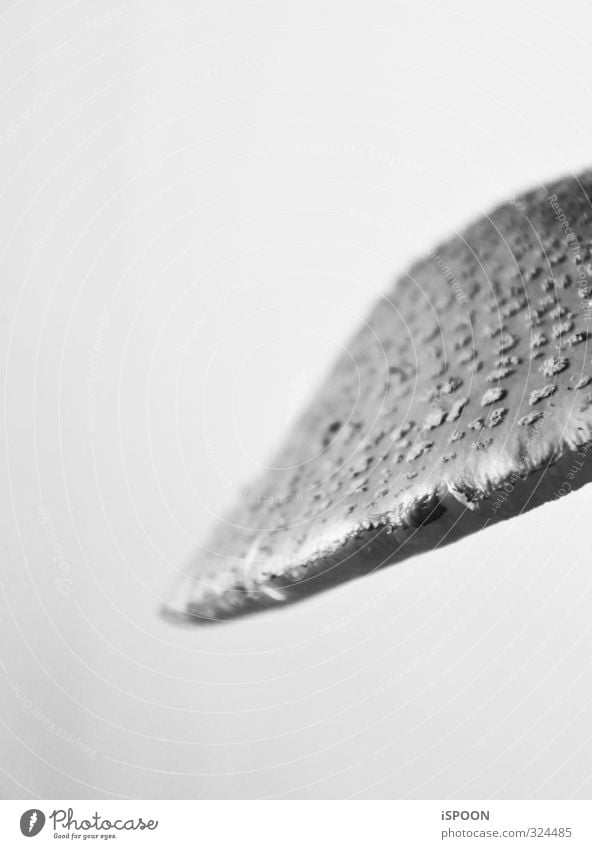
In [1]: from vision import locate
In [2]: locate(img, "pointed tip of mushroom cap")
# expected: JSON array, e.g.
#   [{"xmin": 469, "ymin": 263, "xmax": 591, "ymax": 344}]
[{"xmin": 165, "ymin": 170, "xmax": 592, "ymax": 624}]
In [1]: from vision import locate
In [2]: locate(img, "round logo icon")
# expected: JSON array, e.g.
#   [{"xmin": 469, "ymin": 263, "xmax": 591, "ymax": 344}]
[{"xmin": 19, "ymin": 809, "xmax": 45, "ymax": 837}]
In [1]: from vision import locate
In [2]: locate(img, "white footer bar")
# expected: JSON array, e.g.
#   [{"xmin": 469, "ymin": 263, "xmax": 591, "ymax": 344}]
[{"xmin": 1, "ymin": 800, "xmax": 591, "ymax": 847}]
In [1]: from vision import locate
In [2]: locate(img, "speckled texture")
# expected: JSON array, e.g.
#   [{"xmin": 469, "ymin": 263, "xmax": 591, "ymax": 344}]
[{"xmin": 165, "ymin": 171, "xmax": 592, "ymax": 624}]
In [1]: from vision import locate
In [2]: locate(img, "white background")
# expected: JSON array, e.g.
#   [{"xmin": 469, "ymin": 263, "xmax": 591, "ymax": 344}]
[{"xmin": 2, "ymin": 0, "xmax": 592, "ymax": 799}]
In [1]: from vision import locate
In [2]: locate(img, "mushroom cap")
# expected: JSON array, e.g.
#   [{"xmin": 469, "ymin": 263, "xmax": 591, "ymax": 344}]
[{"xmin": 165, "ymin": 171, "xmax": 592, "ymax": 624}]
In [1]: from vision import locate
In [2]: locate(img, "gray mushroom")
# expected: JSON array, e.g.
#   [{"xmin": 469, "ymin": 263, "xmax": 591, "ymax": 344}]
[{"xmin": 164, "ymin": 171, "xmax": 592, "ymax": 624}]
